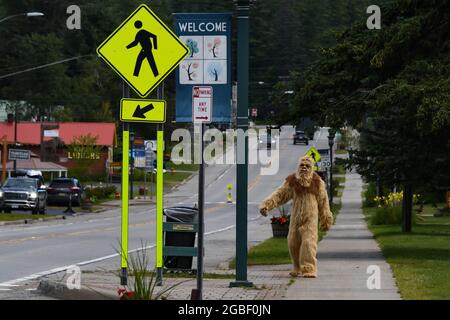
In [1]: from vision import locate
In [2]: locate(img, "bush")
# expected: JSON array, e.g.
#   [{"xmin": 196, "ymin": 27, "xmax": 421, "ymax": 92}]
[
  {"xmin": 370, "ymin": 206, "xmax": 402, "ymax": 225},
  {"xmin": 85, "ymin": 185, "xmax": 117, "ymax": 200},
  {"xmin": 363, "ymin": 183, "xmax": 377, "ymax": 208}
]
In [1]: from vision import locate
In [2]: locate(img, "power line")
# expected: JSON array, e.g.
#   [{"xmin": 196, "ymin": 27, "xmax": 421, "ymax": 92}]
[{"xmin": 0, "ymin": 54, "xmax": 94, "ymax": 80}]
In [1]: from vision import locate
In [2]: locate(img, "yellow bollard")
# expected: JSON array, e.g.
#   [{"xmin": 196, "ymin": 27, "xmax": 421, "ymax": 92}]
[{"xmin": 226, "ymin": 183, "xmax": 233, "ymax": 203}]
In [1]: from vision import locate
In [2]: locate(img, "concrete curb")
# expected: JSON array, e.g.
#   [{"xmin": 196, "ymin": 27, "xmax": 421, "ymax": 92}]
[{"xmin": 37, "ymin": 279, "xmax": 117, "ymax": 300}]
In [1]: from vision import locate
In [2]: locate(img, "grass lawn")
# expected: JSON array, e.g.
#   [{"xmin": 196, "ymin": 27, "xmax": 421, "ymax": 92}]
[
  {"xmin": 335, "ymin": 149, "xmax": 348, "ymax": 155},
  {"xmin": 0, "ymin": 213, "xmax": 54, "ymax": 222},
  {"xmin": 363, "ymin": 206, "xmax": 450, "ymax": 299},
  {"xmin": 229, "ymin": 202, "xmax": 342, "ymax": 268}
]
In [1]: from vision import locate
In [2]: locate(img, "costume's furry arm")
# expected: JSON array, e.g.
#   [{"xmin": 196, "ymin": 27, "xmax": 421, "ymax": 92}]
[
  {"xmin": 317, "ymin": 180, "xmax": 333, "ymax": 231},
  {"xmin": 259, "ymin": 180, "xmax": 293, "ymax": 212}
]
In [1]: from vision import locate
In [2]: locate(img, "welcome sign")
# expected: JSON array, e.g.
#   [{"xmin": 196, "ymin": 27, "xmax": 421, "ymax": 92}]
[{"xmin": 174, "ymin": 13, "xmax": 232, "ymax": 123}]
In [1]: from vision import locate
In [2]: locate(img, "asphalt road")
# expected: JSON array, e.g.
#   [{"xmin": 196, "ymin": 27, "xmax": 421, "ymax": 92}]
[{"xmin": 0, "ymin": 126, "xmax": 330, "ymax": 289}]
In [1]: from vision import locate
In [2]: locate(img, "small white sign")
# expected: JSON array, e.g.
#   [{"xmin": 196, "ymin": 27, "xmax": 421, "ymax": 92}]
[
  {"xmin": 192, "ymin": 86, "xmax": 212, "ymax": 123},
  {"xmin": 44, "ymin": 129, "xmax": 59, "ymax": 138},
  {"xmin": 145, "ymin": 140, "xmax": 157, "ymax": 152}
]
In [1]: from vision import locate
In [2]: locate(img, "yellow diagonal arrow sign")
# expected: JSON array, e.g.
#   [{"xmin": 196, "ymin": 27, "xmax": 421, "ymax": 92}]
[{"xmin": 120, "ymin": 98, "xmax": 166, "ymax": 123}]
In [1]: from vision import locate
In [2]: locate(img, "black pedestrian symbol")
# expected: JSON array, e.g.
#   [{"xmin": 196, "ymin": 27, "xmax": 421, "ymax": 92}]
[
  {"xmin": 126, "ymin": 20, "xmax": 159, "ymax": 77},
  {"xmin": 309, "ymin": 152, "xmax": 316, "ymax": 161}
]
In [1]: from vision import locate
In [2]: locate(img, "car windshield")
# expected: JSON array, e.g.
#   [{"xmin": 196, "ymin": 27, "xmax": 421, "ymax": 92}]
[
  {"xmin": 3, "ymin": 178, "xmax": 37, "ymax": 190},
  {"xmin": 50, "ymin": 180, "xmax": 75, "ymax": 188},
  {"xmin": 296, "ymin": 131, "xmax": 305, "ymax": 135}
]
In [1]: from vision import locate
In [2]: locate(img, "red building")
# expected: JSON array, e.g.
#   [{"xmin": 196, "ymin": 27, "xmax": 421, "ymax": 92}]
[{"xmin": 0, "ymin": 122, "xmax": 117, "ymax": 177}]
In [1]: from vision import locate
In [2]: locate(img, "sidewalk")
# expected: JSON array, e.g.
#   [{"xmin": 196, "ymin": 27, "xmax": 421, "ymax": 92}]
[{"xmin": 284, "ymin": 172, "xmax": 401, "ymax": 300}]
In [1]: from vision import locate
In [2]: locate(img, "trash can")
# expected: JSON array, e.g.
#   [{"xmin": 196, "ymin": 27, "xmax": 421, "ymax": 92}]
[{"xmin": 163, "ymin": 206, "xmax": 198, "ymax": 270}]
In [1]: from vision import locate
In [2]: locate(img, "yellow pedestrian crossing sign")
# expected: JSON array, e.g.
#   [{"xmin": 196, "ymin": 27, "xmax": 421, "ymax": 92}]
[
  {"xmin": 120, "ymin": 99, "xmax": 166, "ymax": 123},
  {"xmin": 97, "ymin": 4, "xmax": 189, "ymax": 97},
  {"xmin": 305, "ymin": 147, "xmax": 321, "ymax": 163}
]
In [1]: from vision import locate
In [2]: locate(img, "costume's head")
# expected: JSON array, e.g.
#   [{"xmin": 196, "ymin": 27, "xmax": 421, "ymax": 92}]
[{"xmin": 295, "ymin": 156, "xmax": 315, "ymax": 186}]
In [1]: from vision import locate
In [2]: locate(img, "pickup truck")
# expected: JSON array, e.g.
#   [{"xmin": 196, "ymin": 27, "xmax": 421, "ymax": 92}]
[{"xmin": 0, "ymin": 177, "xmax": 47, "ymax": 214}]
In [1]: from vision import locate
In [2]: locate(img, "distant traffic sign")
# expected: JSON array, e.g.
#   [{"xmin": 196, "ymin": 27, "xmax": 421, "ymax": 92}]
[
  {"xmin": 8, "ymin": 149, "xmax": 30, "ymax": 161},
  {"xmin": 305, "ymin": 147, "xmax": 321, "ymax": 163},
  {"xmin": 120, "ymin": 99, "xmax": 166, "ymax": 123},
  {"xmin": 97, "ymin": 4, "xmax": 189, "ymax": 97}
]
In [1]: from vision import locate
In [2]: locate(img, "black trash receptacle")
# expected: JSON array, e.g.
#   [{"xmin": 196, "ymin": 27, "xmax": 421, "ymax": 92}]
[{"xmin": 163, "ymin": 206, "xmax": 198, "ymax": 270}]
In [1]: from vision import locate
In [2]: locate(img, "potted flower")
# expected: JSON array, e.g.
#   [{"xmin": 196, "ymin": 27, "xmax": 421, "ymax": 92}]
[{"xmin": 271, "ymin": 206, "xmax": 290, "ymax": 237}]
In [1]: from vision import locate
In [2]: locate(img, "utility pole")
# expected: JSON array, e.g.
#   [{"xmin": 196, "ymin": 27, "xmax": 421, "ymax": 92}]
[
  {"xmin": 328, "ymin": 131, "xmax": 335, "ymax": 206},
  {"xmin": 13, "ymin": 105, "xmax": 17, "ymax": 173},
  {"xmin": 230, "ymin": 0, "xmax": 253, "ymax": 288}
]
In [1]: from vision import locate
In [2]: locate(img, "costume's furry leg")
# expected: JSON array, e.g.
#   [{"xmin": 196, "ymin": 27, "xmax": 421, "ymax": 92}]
[
  {"xmin": 288, "ymin": 225, "xmax": 301, "ymax": 277},
  {"xmin": 299, "ymin": 220, "xmax": 318, "ymax": 278}
]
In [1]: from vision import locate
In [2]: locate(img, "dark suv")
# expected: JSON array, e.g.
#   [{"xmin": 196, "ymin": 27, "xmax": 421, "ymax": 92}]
[
  {"xmin": 0, "ymin": 177, "xmax": 47, "ymax": 214},
  {"xmin": 47, "ymin": 178, "xmax": 84, "ymax": 206},
  {"xmin": 293, "ymin": 131, "xmax": 309, "ymax": 145}
]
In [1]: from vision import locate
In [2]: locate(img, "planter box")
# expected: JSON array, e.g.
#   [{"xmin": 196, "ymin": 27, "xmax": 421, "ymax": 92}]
[{"xmin": 271, "ymin": 223, "xmax": 289, "ymax": 238}]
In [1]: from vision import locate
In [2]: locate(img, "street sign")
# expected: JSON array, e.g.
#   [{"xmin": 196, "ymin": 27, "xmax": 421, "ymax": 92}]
[
  {"xmin": 44, "ymin": 130, "xmax": 59, "ymax": 138},
  {"xmin": 317, "ymin": 148, "xmax": 331, "ymax": 170},
  {"xmin": 175, "ymin": 13, "xmax": 232, "ymax": 123},
  {"xmin": 120, "ymin": 99, "xmax": 166, "ymax": 123},
  {"xmin": 305, "ymin": 147, "xmax": 321, "ymax": 163},
  {"xmin": 192, "ymin": 86, "xmax": 212, "ymax": 123},
  {"xmin": 8, "ymin": 149, "xmax": 30, "ymax": 161},
  {"xmin": 97, "ymin": 4, "xmax": 189, "ymax": 97}
]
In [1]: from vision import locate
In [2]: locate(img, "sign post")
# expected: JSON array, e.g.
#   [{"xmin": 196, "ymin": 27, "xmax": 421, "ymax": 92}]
[
  {"xmin": 97, "ymin": 4, "xmax": 188, "ymax": 287},
  {"xmin": 230, "ymin": 1, "xmax": 253, "ymax": 288},
  {"xmin": 121, "ymin": 83, "xmax": 130, "ymax": 285},
  {"xmin": 174, "ymin": 12, "xmax": 232, "ymax": 298}
]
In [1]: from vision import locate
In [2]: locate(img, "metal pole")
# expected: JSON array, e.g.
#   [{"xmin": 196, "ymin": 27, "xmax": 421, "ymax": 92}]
[
  {"xmin": 329, "ymin": 139, "xmax": 334, "ymax": 206},
  {"xmin": 130, "ymin": 133, "xmax": 134, "ymax": 200},
  {"xmin": 121, "ymin": 82, "xmax": 130, "ymax": 286},
  {"xmin": 156, "ymin": 85, "xmax": 164, "ymax": 286},
  {"xmin": 13, "ymin": 105, "xmax": 17, "ymax": 173},
  {"xmin": 196, "ymin": 123, "xmax": 205, "ymax": 299},
  {"xmin": 143, "ymin": 168, "xmax": 146, "ymax": 200},
  {"xmin": 230, "ymin": 0, "xmax": 253, "ymax": 288}
]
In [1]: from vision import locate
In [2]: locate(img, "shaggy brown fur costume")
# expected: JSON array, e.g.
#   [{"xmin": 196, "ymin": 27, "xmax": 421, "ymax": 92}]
[{"xmin": 259, "ymin": 156, "xmax": 333, "ymax": 278}]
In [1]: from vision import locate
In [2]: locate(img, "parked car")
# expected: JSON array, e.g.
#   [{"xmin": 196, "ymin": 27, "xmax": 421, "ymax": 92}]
[
  {"xmin": 293, "ymin": 130, "xmax": 309, "ymax": 145},
  {"xmin": 47, "ymin": 178, "xmax": 84, "ymax": 206},
  {"xmin": 0, "ymin": 177, "xmax": 47, "ymax": 214},
  {"xmin": 258, "ymin": 133, "xmax": 277, "ymax": 149}
]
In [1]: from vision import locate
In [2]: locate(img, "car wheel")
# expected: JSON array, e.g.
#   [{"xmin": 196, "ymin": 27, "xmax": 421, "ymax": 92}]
[{"xmin": 4, "ymin": 208, "xmax": 11, "ymax": 214}]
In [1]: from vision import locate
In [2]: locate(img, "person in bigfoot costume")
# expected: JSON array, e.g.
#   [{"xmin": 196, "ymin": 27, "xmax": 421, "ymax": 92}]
[{"xmin": 259, "ymin": 155, "xmax": 333, "ymax": 278}]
